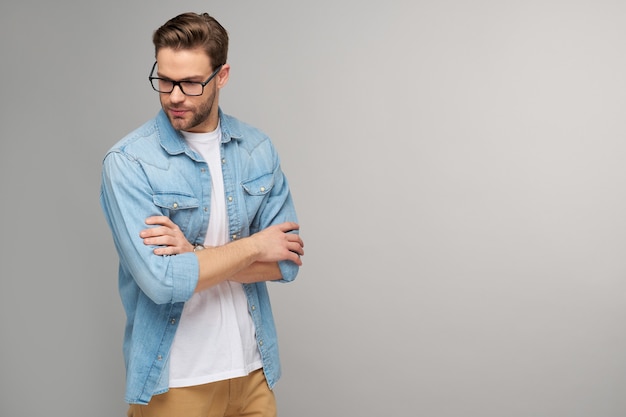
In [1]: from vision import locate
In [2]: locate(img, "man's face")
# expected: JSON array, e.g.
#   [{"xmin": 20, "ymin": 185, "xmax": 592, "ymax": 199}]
[{"xmin": 154, "ymin": 48, "xmax": 226, "ymax": 133}]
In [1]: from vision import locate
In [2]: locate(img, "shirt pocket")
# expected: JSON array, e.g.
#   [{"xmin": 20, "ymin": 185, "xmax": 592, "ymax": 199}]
[
  {"xmin": 241, "ymin": 172, "xmax": 274, "ymax": 226},
  {"xmin": 152, "ymin": 192, "xmax": 199, "ymax": 233}
]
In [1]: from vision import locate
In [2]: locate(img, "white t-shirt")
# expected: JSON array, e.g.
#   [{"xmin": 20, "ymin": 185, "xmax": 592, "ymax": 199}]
[{"xmin": 168, "ymin": 125, "xmax": 262, "ymax": 388}]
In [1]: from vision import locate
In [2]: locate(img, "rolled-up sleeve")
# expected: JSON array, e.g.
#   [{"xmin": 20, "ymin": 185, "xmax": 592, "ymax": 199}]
[
  {"xmin": 258, "ymin": 144, "xmax": 300, "ymax": 283},
  {"xmin": 100, "ymin": 150, "xmax": 198, "ymax": 304}
]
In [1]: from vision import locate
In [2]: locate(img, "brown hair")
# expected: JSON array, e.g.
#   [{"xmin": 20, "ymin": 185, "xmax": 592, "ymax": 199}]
[{"xmin": 152, "ymin": 12, "xmax": 228, "ymax": 69}]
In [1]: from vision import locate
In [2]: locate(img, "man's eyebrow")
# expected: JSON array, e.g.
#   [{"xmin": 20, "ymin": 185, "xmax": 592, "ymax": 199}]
[{"xmin": 156, "ymin": 72, "xmax": 205, "ymax": 81}]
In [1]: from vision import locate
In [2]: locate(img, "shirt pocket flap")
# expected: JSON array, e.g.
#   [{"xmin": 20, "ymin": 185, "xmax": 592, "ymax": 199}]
[
  {"xmin": 152, "ymin": 193, "xmax": 199, "ymax": 210},
  {"xmin": 241, "ymin": 173, "xmax": 274, "ymax": 196}
]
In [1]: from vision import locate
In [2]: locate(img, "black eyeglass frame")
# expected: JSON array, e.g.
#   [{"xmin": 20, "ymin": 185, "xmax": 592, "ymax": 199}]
[{"xmin": 148, "ymin": 62, "xmax": 224, "ymax": 96}]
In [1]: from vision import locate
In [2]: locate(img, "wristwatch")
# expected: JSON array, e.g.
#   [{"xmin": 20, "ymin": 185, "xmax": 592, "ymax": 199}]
[{"xmin": 193, "ymin": 244, "xmax": 206, "ymax": 252}]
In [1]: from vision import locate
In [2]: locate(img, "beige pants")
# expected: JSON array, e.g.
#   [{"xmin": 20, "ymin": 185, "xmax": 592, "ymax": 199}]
[{"xmin": 127, "ymin": 369, "xmax": 277, "ymax": 417}]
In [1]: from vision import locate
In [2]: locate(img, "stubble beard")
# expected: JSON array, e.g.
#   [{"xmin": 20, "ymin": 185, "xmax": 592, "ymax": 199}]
[{"xmin": 163, "ymin": 86, "xmax": 217, "ymax": 132}]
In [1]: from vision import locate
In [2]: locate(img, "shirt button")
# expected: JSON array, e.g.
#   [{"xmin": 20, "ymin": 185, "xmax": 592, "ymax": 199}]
[
  {"xmin": 259, "ymin": 340, "xmax": 263, "ymax": 346},
  {"xmin": 232, "ymin": 234, "xmax": 237, "ymax": 240},
  {"xmin": 172, "ymin": 203, "xmax": 178, "ymax": 209},
  {"xmin": 222, "ymin": 158, "xmax": 226, "ymax": 164},
  {"xmin": 251, "ymin": 305, "xmax": 256, "ymax": 311},
  {"xmin": 170, "ymin": 319, "xmax": 176, "ymax": 324},
  {"xmin": 201, "ymin": 168, "xmax": 206, "ymax": 173},
  {"xmin": 228, "ymin": 196, "xmax": 233, "ymax": 202},
  {"xmin": 260, "ymin": 187, "xmax": 265, "ymax": 192},
  {"xmin": 157, "ymin": 355, "xmax": 162, "ymax": 361},
  {"xmin": 204, "ymin": 207, "xmax": 208, "ymax": 212}
]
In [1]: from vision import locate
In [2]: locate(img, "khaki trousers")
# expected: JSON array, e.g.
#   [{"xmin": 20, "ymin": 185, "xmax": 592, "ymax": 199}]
[{"xmin": 127, "ymin": 369, "xmax": 277, "ymax": 417}]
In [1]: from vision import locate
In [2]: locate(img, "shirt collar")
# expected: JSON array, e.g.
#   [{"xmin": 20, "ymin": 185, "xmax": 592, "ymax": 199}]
[{"xmin": 156, "ymin": 108, "xmax": 243, "ymax": 157}]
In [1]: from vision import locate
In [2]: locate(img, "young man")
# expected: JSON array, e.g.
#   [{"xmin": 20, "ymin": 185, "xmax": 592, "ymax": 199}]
[{"xmin": 100, "ymin": 12, "xmax": 303, "ymax": 417}]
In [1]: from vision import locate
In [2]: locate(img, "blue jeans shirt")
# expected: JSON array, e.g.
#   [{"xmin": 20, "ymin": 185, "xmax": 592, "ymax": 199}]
[{"xmin": 100, "ymin": 109, "xmax": 299, "ymax": 405}]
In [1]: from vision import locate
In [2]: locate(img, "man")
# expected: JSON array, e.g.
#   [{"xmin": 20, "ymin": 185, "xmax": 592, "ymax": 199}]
[{"xmin": 99, "ymin": 12, "xmax": 303, "ymax": 417}]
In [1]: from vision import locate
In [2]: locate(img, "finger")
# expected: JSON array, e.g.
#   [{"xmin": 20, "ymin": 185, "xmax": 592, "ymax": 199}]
[
  {"xmin": 284, "ymin": 235, "xmax": 303, "ymax": 251},
  {"xmin": 143, "ymin": 237, "xmax": 163, "ymax": 246},
  {"xmin": 287, "ymin": 234, "xmax": 304, "ymax": 245},
  {"xmin": 145, "ymin": 215, "xmax": 172, "ymax": 226},
  {"xmin": 140, "ymin": 226, "xmax": 168, "ymax": 238},
  {"xmin": 288, "ymin": 243, "xmax": 304, "ymax": 256},
  {"xmin": 278, "ymin": 222, "xmax": 299, "ymax": 232},
  {"xmin": 146, "ymin": 235, "xmax": 181, "ymax": 246},
  {"xmin": 288, "ymin": 251, "xmax": 303, "ymax": 265},
  {"xmin": 153, "ymin": 246, "xmax": 176, "ymax": 256}
]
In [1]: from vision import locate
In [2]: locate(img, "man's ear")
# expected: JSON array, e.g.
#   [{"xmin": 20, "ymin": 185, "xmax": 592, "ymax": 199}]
[{"xmin": 217, "ymin": 64, "xmax": 230, "ymax": 89}]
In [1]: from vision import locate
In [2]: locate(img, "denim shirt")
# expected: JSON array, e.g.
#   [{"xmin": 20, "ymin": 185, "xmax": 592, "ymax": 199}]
[{"xmin": 100, "ymin": 108, "xmax": 299, "ymax": 405}]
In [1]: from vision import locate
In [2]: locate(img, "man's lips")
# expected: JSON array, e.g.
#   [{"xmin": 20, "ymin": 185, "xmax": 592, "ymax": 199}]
[{"xmin": 169, "ymin": 108, "xmax": 188, "ymax": 117}]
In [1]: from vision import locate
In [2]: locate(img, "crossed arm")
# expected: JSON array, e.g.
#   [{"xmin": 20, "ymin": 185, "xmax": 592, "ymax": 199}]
[{"xmin": 139, "ymin": 216, "xmax": 304, "ymax": 293}]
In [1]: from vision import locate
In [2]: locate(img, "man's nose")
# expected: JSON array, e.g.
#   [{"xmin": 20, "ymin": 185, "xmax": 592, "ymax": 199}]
[{"xmin": 169, "ymin": 85, "xmax": 186, "ymax": 102}]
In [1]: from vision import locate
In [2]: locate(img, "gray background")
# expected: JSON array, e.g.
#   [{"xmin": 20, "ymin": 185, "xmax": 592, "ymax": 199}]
[{"xmin": 2, "ymin": 1, "xmax": 626, "ymax": 416}]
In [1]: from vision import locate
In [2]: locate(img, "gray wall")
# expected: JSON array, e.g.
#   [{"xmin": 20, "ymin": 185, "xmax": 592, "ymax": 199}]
[{"xmin": 2, "ymin": 1, "xmax": 626, "ymax": 416}]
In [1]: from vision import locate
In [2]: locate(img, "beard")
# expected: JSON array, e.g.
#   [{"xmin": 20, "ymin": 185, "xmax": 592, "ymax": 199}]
[{"xmin": 162, "ymin": 84, "xmax": 217, "ymax": 132}]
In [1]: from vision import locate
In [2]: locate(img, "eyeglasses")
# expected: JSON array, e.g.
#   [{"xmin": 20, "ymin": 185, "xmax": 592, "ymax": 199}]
[{"xmin": 148, "ymin": 62, "xmax": 223, "ymax": 96}]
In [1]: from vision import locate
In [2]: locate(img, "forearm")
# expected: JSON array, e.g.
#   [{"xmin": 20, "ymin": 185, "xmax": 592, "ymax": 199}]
[
  {"xmin": 229, "ymin": 262, "xmax": 282, "ymax": 283},
  {"xmin": 195, "ymin": 249, "xmax": 284, "ymax": 291},
  {"xmin": 194, "ymin": 238, "xmax": 260, "ymax": 292}
]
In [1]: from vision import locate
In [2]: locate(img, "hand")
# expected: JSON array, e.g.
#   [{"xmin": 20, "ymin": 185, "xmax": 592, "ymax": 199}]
[
  {"xmin": 140, "ymin": 216, "xmax": 194, "ymax": 255},
  {"xmin": 248, "ymin": 222, "xmax": 304, "ymax": 265}
]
